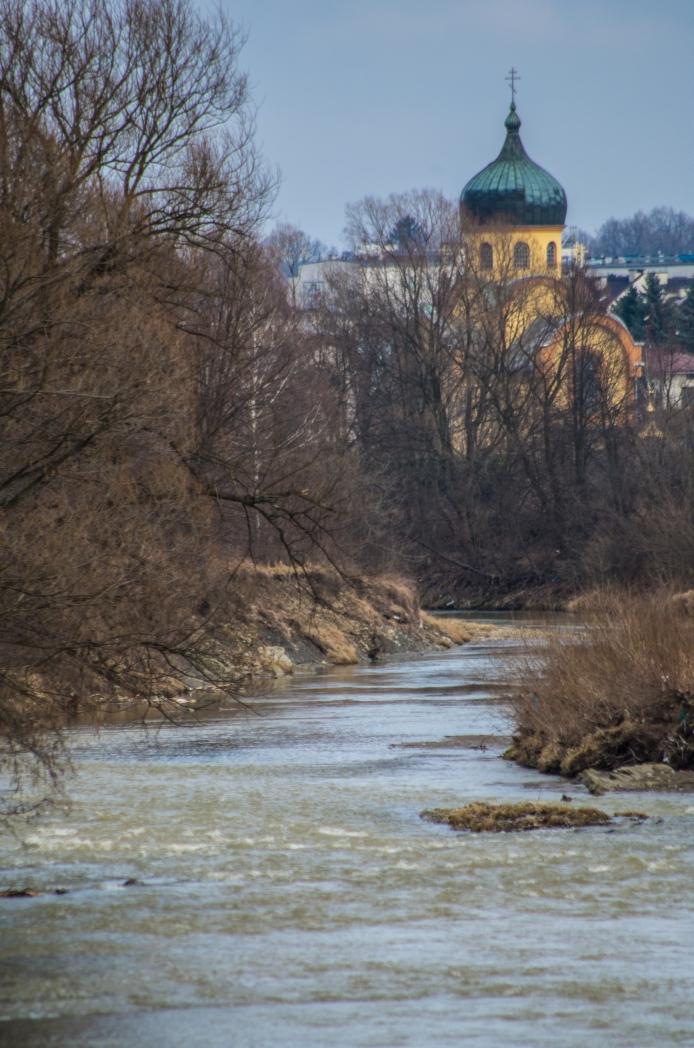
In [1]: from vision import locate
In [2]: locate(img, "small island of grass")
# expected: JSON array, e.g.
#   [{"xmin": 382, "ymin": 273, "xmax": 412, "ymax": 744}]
[{"xmin": 421, "ymin": 801, "xmax": 613, "ymax": 833}]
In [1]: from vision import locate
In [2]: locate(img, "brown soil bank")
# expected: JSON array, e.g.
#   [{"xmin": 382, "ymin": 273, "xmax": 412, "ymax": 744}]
[
  {"xmin": 505, "ymin": 590, "xmax": 694, "ymax": 779},
  {"xmin": 199, "ymin": 564, "xmax": 493, "ymax": 691}
]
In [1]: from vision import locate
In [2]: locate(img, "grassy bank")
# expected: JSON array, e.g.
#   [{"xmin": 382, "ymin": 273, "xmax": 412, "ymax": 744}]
[
  {"xmin": 178, "ymin": 564, "xmax": 493, "ymax": 696},
  {"xmin": 505, "ymin": 590, "xmax": 694, "ymax": 776}
]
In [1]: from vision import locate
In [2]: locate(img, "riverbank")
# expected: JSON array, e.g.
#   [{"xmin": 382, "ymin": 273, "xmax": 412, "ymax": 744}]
[
  {"xmin": 179, "ymin": 564, "xmax": 494, "ymax": 698},
  {"xmin": 1, "ymin": 565, "xmax": 494, "ymax": 804},
  {"xmin": 425, "ymin": 583, "xmax": 569, "ymax": 613},
  {"xmin": 420, "ymin": 567, "xmax": 573, "ymax": 612}
]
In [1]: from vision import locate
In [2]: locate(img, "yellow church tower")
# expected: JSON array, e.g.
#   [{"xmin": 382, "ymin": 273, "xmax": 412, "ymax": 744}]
[
  {"xmin": 460, "ymin": 74, "xmax": 566, "ymax": 279},
  {"xmin": 458, "ymin": 75, "xmax": 642, "ymax": 399}
]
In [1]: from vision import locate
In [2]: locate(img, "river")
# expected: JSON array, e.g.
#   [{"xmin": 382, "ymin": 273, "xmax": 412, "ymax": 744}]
[{"xmin": 1, "ymin": 617, "xmax": 693, "ymax": 1047}]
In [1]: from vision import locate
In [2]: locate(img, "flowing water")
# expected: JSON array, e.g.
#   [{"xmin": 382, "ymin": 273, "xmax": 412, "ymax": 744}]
[{"xmin": 1, "ymin": 618, "xmax": 693, "ymax": 1047}]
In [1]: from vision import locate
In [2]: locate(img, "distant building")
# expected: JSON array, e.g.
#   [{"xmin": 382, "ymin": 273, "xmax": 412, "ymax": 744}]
[
  {"xmin": 583, "ymin": 262, "xmax": 694, "ymax": 407},
  {"xmin": 588, "ymin": 259, "xmax": 694, "ymax": 314},
  {"xmin": 293, "ymin": 258, "xmax": 356, "ymax": 309},
  {"xmin": 644, "ymin": 348, "xmax": 694, "ymax": 408}
]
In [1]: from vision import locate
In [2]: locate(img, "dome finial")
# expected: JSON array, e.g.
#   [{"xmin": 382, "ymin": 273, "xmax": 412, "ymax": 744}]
[
  {"xmin": 505, "ymin": 66, "xmax": 521, "ymax": 105},
  {"xmin": 505, "ymin": 102, "xmax": 521, "ymax": 133},
  {"xmin": 504, "ymin": 67, "xmax": 522, "ymax": 132}
]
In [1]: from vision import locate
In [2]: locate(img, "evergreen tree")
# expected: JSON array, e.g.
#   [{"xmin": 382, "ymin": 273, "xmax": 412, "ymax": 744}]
[
  {"xmin": 642, "ymin": 272, "xmax": 673, "ymax": 345},
  {"xmin": 677, "ymin": 283, "xmax": 694, "ymax": 351},
  {"xmin": 389, "ymin": 215, "xmax": 424, "ymax": 251},
  {"xmin": 613, "ymin": 285, "xmax": 645, "ymax": 340}
]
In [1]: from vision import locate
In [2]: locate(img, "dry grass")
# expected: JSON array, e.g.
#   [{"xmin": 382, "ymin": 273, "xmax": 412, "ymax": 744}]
[
  {"xmin": 564, "ymin": 590, "xmax": 605, "ymax": 613},
  {"xmin": 509, "ymin": 589, "xmax": 694, "ymax": 773},
  {"xmin": 224, "ymin": 562, "xmax": 458, "ymax": 670},
  {"xmin": 421, "ymin": 801, "xmax": 612, "ymax": 832},
  {"xmin": 205, "ymin": 563, "xmax": 489, "ymax": 678},
  {"xmin": 303, "ymin": 622, "xmax": 359, "ymax": 665},
  {"xmin": 420, "ymin": 613, "xmax": 492, "ymax": 645}
]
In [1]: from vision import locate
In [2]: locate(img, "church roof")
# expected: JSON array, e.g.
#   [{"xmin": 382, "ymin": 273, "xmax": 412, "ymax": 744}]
[{"xmin": 461, "ymin": 103, "xmax": 567, "ymax": 228}]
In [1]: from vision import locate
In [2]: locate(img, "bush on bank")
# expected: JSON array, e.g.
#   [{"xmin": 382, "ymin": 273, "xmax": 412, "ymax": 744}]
[{"xmin": 506, "ymin": 590, "xmax": 694, "ymax": 775}]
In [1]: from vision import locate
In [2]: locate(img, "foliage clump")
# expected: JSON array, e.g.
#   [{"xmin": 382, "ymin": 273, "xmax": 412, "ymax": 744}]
[
  {"xmin": 421, "ymin": 801, "xmax": 612, "ymax": 833},
  {"xmin": 508, "ymin": 590, "xmax": 694, "ymax": 775}
]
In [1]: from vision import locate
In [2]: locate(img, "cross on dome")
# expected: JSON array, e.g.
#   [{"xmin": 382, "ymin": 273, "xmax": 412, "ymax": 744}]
[{"xmin": 505, "ymin": 67, "xmax": 521, "ymax": 104}]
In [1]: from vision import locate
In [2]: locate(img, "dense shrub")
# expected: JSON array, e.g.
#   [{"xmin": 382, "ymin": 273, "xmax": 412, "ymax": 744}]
[{"xmin": 509, "ymin": 590, "xmax": 694, "ymax": 773}]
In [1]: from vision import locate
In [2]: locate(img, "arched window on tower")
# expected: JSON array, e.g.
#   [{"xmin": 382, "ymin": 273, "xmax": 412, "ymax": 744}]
[
  {"xmin": 547, "ymin": 241, "xmax": 557, "ymax": 269},
  {"xmin": 514, "ymin": 241, "xmax": 530, "ymax": 269},
  {"xmin": 480, "ymin": 242, "xmax": 493, "ymax": 270}
]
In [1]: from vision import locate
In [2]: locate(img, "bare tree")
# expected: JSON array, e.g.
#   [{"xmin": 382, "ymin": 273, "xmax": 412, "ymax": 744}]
[
  {"xmin": 186, "ymin": 240, "xmax": 362, "ymax": 568},
  {"xmin": 593, "ymin": 207, "xmax": 694, "ymax": 258},
  {"xmin": 0, "ymin": 0, "xmax": 276, "ymax": 810},
  {"xmin": 317, "ymin": 201, "xmax": 651, "ymax": 599},
  {"xmin": 265, "ymin": 223, "xmax": 325, "ymax": 276},
  {"xmin": 332, "ymin": 192, "xmax": 467, "ymax": 546}
]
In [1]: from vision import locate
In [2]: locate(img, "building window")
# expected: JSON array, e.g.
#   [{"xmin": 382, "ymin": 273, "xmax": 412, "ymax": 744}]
[
  {"xmin": 514, "ymin": 241, "xmax": 530, "ymax": 269},
  {"xmin": 547, "ymin": 241, "xmax": 557, "ymax": 268},
  {"xmin": 480, "ymin": 242, "xmax": 493, "ymax": 270}
]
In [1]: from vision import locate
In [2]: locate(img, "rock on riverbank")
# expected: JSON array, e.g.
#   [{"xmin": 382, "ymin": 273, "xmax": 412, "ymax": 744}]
[{"xmin": 580, "ymin": 763, "xmax": 694, "ymax": 795}]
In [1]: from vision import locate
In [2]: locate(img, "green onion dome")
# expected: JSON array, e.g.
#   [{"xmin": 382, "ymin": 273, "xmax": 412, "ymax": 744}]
[{"xmin": 461, "ymin": 103, "xmax": 567, "ymax": 227}]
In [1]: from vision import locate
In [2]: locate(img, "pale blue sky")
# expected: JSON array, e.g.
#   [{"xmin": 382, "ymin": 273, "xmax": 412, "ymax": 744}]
[{"xmin": 220, "ymin": 0, "xmax": 694, "ymax": 248}]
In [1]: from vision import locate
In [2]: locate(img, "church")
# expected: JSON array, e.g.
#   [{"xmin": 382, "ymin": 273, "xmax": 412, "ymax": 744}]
[
  {"xmin": 459, "ymin": 89, "xmax": 643, "ymax": 407},
  {"xmin": 295, "ymin": 82, "xmax": 645, "ymax": 413}
]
